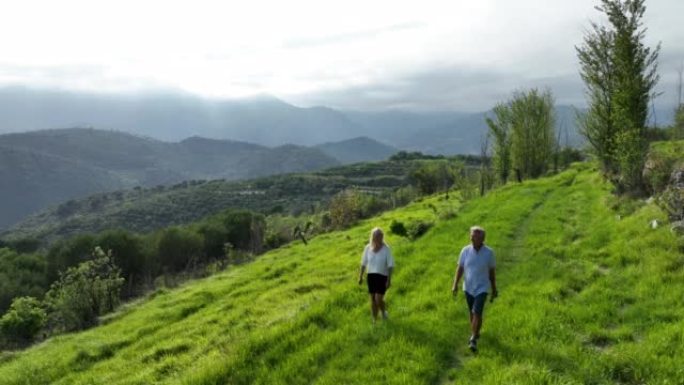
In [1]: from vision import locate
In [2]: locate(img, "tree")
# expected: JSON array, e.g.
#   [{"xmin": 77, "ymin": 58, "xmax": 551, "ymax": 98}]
[
  {"xmin": 576, "ymin": 0, "xmax": 660, "ymax": 193},
  {"xmin": 0, "ymin": 249, "xmax": 48, "ymax": 314},
  {"xmin": 409, "ymin": 161, "xmax": 458, "ymax": 195},
  {"xmin": 674, "ymin": 63, "xmax": 684, "ymax": 140},
  {"xmin": 0, "ymin": 296, "xmax": 46, "ymax": 343},
  {"xmin": 44, "ymin": 247, "xmax": 124, "ymax": 331},
  {"xmin": 221, "ymin": 210, "xmax": 265, "ymax": 254},
  {"xmin": 157, "ymin": 227, "xmax": 203, "ymax": 272},
  {"xmin": 329, "ymin": 189, "xmax": 362, "ymax": 229},
  {"xmin": 675, "ymin": 105, "xmax": 684, "ymax": 140},
  {"xmin": 486, "ymin": 105, "xmax": 513, "ymax": 184},
  {"xmin": 479, "ymin": 134, "xmax": 494, "ymax": 196},
  {"xmin": 292, "ymin": 222, "xmax": 313, "ymax": 245},
  {"xmin": 509, "ymin": 89, "xmax": 556, "ymax": 179},
  {"xmin": 46, "ymin": 234, "xmax": 96, "ymax": 281},
  {"xmin": 487, "ymin": 89, "xmax": 556, "ymax": 182},
  {"xmin": 96, "ymin": 229, "xmax": 148, "ymax": 295}
]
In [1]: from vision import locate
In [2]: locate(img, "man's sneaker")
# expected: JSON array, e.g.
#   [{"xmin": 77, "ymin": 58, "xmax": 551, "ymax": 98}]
[
  {"xmin": 468, "ymin": 337, "xmax": 478, "ymax": 352},
  {"xmin": 382, "ymin": 311, "xmax": 388, "ymax": 320}
]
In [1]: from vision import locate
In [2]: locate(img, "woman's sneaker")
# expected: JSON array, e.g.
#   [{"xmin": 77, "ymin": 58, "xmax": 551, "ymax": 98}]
[{"xmin": 382, "ymin": 311, "xmax": 388, "ymax": 320}]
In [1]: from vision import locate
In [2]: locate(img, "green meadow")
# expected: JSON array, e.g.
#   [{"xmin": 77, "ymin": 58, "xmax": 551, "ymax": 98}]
[{"xmin": 1, "ymin": 163, "xmax": 682, "ymax": 384}]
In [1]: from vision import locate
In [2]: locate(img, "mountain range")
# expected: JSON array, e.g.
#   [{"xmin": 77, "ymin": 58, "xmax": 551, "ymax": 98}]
[
  {"xmin": 0, "ymin": 87, "xmax": 595, "ymax": 154},
  {"xmin": 0, "ymin": 128, "xmax": 396, "ymax": 230},
  {"xmin": 0, "ymin": 86, "xmax": 631, "ymax": 230}
]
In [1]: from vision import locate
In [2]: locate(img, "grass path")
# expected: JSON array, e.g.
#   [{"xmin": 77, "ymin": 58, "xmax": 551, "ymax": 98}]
[{"xmin": 1, "ymin": 164, "xmax": 682, "ymax": 384}]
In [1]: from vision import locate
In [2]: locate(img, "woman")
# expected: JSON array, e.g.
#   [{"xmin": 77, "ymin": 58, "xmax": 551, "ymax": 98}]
[{"xmin": 358, "ymin": 227, "xmax": 395, "ymax": 323}]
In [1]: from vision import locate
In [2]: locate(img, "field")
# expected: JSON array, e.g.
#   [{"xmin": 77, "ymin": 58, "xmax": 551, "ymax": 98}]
[{"xmin": 0, "ymin": 163, "xmax": 682, "ymax": 384}]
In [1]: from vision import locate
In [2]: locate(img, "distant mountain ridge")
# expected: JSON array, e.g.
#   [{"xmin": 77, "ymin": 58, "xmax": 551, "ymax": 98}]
[
  {"xmin": 314, "ymin": 137, "xmax": 398, "ymax": 164},
  {"xmin": 0, "ymin": 87, "xmax": 600, "ymax": 155},
  {"xmin": 0, "ymin": 128, "xmax": 342, "ymax": 229}
]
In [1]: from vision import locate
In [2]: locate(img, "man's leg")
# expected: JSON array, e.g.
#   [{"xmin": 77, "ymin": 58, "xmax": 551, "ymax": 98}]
[
  {"xmin": 465, "ymin": 292, "xmax": 475, "ymax": 336},
  {"xmin": 471, "ymin": 313, "xmax": 482, "ymax": 339},
  {"xmin": 470, "ymin": 293, "xmax": 488, "ymax": 342}
]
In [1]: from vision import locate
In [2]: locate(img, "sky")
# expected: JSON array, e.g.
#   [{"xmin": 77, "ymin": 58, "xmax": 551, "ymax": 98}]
[{"xmin": 0, "ymin": 0, "xmax": 682, "ymax": 112}]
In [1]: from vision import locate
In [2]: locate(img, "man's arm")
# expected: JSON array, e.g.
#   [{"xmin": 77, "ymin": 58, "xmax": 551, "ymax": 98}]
[
  {"xmin": 489, "ymin": 268, "xmax": 497, "ymax": 299},
  {"xmin": 452, "ymin": 265, "xmax": 464, "ymax": 295}
]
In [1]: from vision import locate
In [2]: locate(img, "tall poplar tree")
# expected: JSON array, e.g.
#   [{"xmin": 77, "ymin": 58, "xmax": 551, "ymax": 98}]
[{"xmin": 576, "ymin": 0, "xmax": 660, "ymax": 193}]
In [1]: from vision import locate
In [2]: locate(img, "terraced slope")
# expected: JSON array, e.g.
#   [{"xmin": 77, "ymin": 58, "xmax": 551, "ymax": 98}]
[{"xmin": 1, "ymin": 163, "xmax": 682, "ymax": 384}]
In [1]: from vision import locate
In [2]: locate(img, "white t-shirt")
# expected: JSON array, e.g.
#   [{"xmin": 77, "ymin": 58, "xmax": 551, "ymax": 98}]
[
  {"xmin": 458, "ymin": 244, "xmax": 495, "ymax": 296},
  {"xmin": 361, "ymin": 244, "xmax": 395, "ymax": 276}
]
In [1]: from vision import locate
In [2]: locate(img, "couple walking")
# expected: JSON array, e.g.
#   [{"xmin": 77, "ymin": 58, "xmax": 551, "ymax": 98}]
[{"xmin": 357, "ymin": 226, "xmax": 497, "ymax": 352}]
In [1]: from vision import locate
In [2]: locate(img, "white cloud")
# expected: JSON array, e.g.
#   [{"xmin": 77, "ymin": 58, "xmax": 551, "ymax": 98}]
[{"xmin": 0, "ymin": 0, "xmax": 681, "ymax": 110}]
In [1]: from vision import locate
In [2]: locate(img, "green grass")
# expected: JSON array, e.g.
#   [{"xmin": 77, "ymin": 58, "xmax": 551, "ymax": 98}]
[
  {"xmin": 1, "ymin": 163, "xmax": 682, "ymax": 384},
  {"xmin": 650, "ymin": 140, "xmax": 684, "ymax": 160}
]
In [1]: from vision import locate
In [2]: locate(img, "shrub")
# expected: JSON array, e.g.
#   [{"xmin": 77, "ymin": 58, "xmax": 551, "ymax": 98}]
[
  {"xmin": 406, "ymin": 221, "xmax": 433, "ymax": 240},
  {"xmin": 643, "ymin": 153, "xmax": 677, "ymax": 195},
  {"xmin": 389, "ymin": 220, "xmax": 407, "ymax": 237},
  {"xmin": 264, "ymin": 231, "xmax": 289, "ymax": 250},
  {"xmin": 96, "ymin": 229, "xmax": 148, "ymax": 289},
  {"xmin": 6, "ymin": 238, "xmax": 41, "ymax": 253},
  {"xmin": 45, "ymin": 247, "xmax": 124, "ymax": 332},
  {"xmin": 46, "ymin": 234, "xmax": 96, "ymax": 281},
  {"xmin": 329, "ymin": 189, "xmax": 362, "ymax": 229},
  {"xmin": 0, "ymin": 249, "xmax": 48, "ymax": 314},
  {"xmin": 0, "ymin": 297, "xmax": 46, "ymax": 343},
  {"xmin": 157, "ymin": 227, "xmax": 204, "ymax": 272}
]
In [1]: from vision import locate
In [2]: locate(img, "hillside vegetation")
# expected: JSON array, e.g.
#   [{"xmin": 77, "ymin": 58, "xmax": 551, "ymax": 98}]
[
  {"xmin": 2, "ymin": 158, "xmax": 443, "ymax": 243},
  {"xmin": 0, "ymin": 163, "xmax": 681, "ymax": 384}
]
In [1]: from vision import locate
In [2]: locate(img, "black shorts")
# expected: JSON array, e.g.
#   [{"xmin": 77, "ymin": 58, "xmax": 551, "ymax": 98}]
[{"xmin": 367, "ymin": 273, "xmax": 388, "ymax": 295}]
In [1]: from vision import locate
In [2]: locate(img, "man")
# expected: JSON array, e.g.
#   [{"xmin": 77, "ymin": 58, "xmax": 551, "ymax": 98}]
[{"xmin": 452, "ymin": 226, "xmax": 497, "ymax": 352}]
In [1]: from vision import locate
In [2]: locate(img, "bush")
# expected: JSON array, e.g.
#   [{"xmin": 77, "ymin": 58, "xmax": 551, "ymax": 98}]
[
  {"xmin": 329, "ymin": 189, "xmax": 362, "ymax": 229},
  {"xmin": 46, "ymin": 234, "xmax": 96, "ymax": 281},
  {"xmin": 264, "ymin": 231, "xmax": 289, "ymax": 250},
  {"xmin": 45, "ymin": 247, "xmax": 124, "ymax": 332},
  {"xmin": 6, "ymin": 238, "xmax": 41, "ymax": 253},
  {"xmin": 389, "ymin": 220, "xmax": 407, "ymax": 237},
  {"xmin": 643, "ymin": 153, "xmax": 677, "ymax": 195},
  {"xmin": 406, "ymin": 221, "xmax": 433, "ymax": 240},
  {"xmin": 0, "ymin": 297, "xmax": 46, "ymax": 343},
  {"xmin": 0, "ymin": 249, "xmax": 48, "ymax": 314},
  {"xmin": 157, "ymin": 227, "xmax": 204, "ymax": 272},
  {"xmin": 96, "ymin": 229, "xmax": 148, "ymax": 289}
]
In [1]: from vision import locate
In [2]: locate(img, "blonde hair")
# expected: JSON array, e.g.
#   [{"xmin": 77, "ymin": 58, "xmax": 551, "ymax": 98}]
[{"xmin": 370, "ymin": 227, "xmax": 384, "ymax": 252}]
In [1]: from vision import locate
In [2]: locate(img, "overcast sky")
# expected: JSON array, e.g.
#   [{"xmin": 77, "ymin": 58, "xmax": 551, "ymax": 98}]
[{"xmin": 0, "ymin": 0, "xmax": 682, "ymax": 112}]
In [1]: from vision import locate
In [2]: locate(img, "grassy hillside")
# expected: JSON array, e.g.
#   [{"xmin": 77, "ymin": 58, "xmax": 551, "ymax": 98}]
[{"xmin": 1, "ymin": 163, "xmax": 682, "ymax": 384}]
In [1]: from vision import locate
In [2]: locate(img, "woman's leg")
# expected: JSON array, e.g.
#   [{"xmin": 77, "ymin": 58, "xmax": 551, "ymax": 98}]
[
  {"xmin": 369, "ymin": 294, "xmax": 379, "ymax": 321},
  {"xmin": 375, "ymin": 293, "xmax": 386, "ymax": 317}
]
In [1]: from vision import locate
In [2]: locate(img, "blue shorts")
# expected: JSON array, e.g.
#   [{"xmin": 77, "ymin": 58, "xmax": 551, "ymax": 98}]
[{"xmin": 465, "ymin": 292, "xmax": 488, "ymax": 316}]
